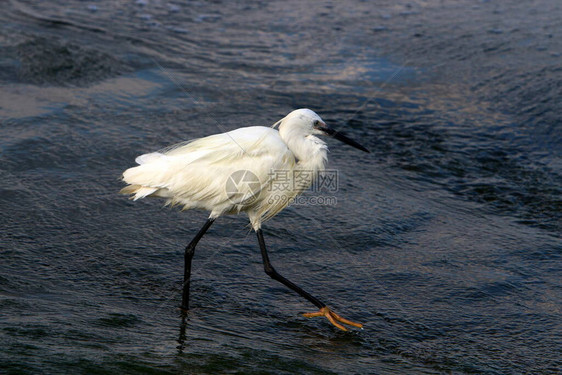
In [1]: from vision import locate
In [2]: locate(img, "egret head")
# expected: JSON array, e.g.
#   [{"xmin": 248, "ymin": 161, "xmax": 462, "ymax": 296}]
[
  {"xmin": 276, "ymin": 108, "xmax": 370, "ymax": 153},
  {"xmin": 274, "ymin": 108, "xmax": 323, "ymax": 134}
]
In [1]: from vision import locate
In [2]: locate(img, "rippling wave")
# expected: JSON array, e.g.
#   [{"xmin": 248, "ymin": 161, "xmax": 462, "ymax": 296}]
[{"xmin": 1, "ymin": 0, "xmax": 560, "ymax": 373}]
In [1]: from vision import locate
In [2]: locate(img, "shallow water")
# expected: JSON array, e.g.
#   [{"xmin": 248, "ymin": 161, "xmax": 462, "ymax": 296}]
[{"xmin": 1, "ymin": 0, "xmax": 561, "ymax": 373}]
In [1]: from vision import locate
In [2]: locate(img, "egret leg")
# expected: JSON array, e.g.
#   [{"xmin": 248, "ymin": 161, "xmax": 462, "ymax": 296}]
[
  {"xmin": 181, "ymin": 218, "xmax": 215, "ymax": 311},
  {"xmin": 256, "ymin": 228, "xmax": 325, "ymax": 308},
  {"xmin": 256, "ymin": 228, "xmax": 363, "ymax": 331}
]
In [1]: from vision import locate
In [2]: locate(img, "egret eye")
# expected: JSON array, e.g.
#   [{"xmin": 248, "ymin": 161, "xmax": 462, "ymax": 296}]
[{"xmin": 313, "ymin": 120, "xmax": 320, "ymax": 127}]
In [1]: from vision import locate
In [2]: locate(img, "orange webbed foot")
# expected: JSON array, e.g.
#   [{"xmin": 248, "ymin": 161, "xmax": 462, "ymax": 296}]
[{"xmin": 303, "ymin": 307, "xmax": 363, "ymax": 331}]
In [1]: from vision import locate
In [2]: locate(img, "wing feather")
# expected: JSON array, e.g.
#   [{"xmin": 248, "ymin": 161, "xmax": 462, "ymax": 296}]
[{"xmin": 121, "ymin": 126, "xmax": 295, "ymax": 216}]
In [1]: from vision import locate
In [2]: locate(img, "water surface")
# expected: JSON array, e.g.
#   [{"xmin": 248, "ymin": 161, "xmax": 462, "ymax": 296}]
[{"xmin": 1, "ymin": 0, "xmax": 560, "ymax": 373}]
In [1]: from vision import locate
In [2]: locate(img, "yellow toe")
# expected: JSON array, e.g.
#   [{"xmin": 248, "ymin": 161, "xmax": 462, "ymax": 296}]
[{"xmin": 302, "ymin": 307, "xmax": 362, "ymax": 331}]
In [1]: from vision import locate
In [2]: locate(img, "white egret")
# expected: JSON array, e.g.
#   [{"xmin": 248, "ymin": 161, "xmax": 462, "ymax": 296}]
[{"xmin": 120, "ymin": 108, "xmax": 368, "ymax": 331}]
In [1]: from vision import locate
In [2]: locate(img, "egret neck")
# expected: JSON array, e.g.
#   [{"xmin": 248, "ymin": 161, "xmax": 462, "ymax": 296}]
[{"xmin": 278, "ymin": 118, "xmax": 328, "ymax": 190}]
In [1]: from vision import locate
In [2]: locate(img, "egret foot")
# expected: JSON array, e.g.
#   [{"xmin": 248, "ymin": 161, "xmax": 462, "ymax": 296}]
[{"xmin": 302, "ymin": 307, "xmax": 363, "ymax": 331}]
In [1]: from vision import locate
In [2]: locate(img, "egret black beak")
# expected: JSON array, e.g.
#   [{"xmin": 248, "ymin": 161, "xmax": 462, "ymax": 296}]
[{"xmin": 316, "ymin": 124, "xmax": 370, "ymax": 153}]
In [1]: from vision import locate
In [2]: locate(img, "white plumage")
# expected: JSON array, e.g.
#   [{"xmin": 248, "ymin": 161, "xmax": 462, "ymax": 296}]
[{"xmin": 121, "ymin": 109, "xmax": 329, "ymax": 229}]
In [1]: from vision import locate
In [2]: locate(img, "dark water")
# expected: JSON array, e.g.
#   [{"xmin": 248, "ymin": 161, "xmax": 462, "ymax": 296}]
[{"xmin": 1, "ymin": 0, "xmax": 561, "ymax": 373}]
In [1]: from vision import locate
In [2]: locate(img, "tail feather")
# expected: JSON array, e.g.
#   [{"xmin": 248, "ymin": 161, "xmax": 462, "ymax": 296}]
[
  {"xmin": 121, "ymin": 155, "xmax": 171, "ymax": 200},
  {"xmin": 119, "ymin": 184, "xmax": 158, "ymax": 200},
  {"xmin": 135, "ymin": 152, "xmax": 166, "ymax": 165}
]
